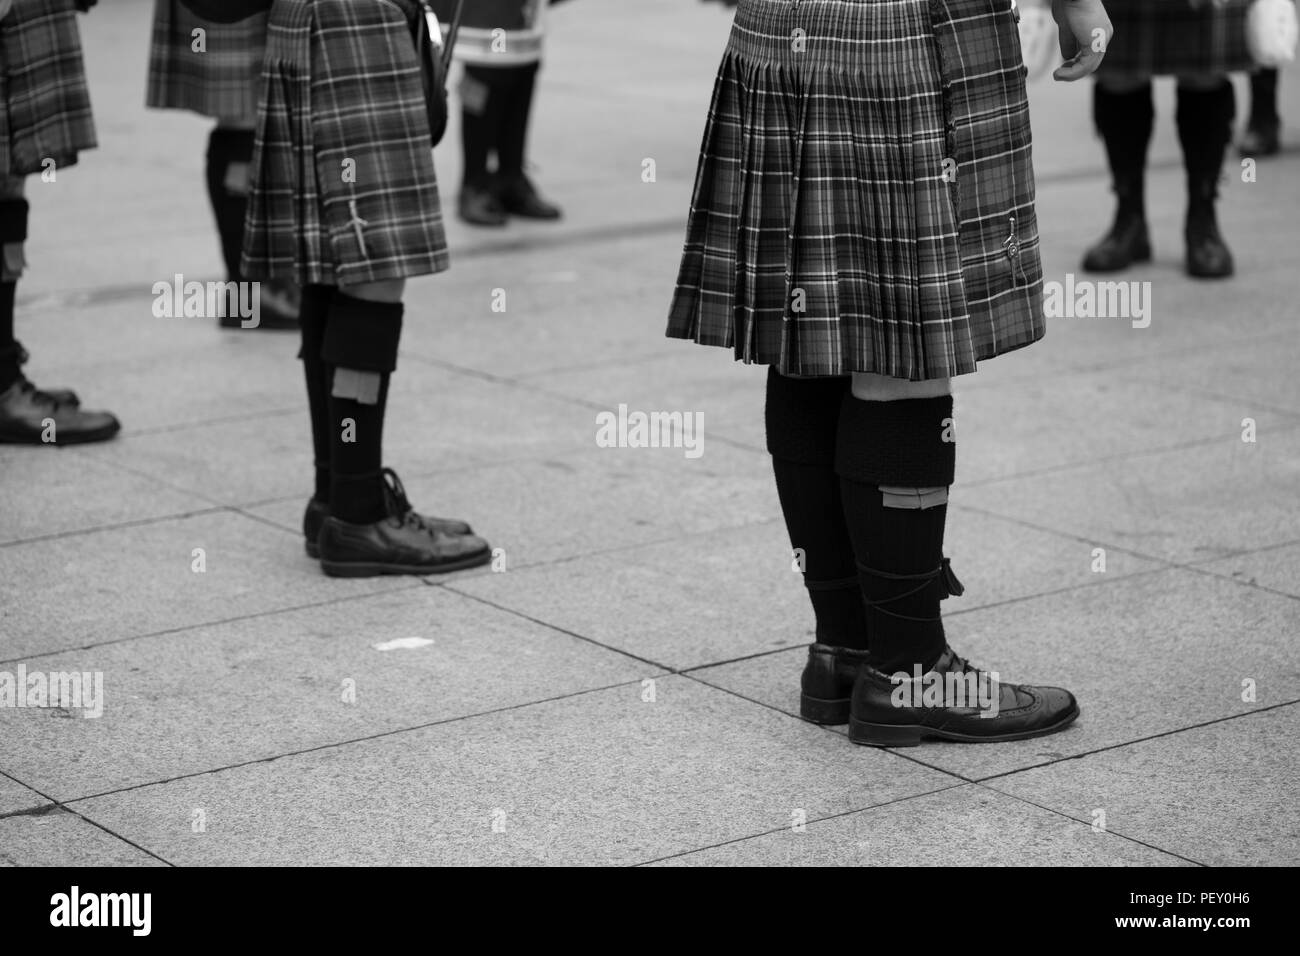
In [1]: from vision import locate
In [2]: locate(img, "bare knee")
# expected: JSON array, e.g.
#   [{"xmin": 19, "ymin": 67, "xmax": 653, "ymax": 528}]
[
  {"xmin": 850, "ymin": 372, "xmax": 951, "ymax": 401},
  {"xmin": 1177, "ymin": 73, "xmax": 1228, "ymax": 92},
  {"xmin": 339, "ymin": 279, "xmax": 405, "ymax": 303},
  {"xmin": 1097, "ymin": 71, "xmax": 1150, "ymax": 94},
  {"xmin": 0, "ymin": 176, "xmax": 26, "ymax": 201}
]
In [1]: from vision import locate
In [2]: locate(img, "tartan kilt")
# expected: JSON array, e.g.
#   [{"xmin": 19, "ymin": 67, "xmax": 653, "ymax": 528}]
[
  {"xmin": 1099, "ymin": 0, "xmax": 1254, "ymax": 76},
  {"xmin": 666, "ymin": 0, "xmax": 1043, "ymax": 382},
  {"xmin": 242, "ymin": 0, "xmax": 449, "ymax": 287},
  {"xmin": 145, "ymin": 0, "xmax": 268, "ymax": 120},
  {"xmin": 0, "ymin": 0, "xmax": 97, "ymax": 178}
]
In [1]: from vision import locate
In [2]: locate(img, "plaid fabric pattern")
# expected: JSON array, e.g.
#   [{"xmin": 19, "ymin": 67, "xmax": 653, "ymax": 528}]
[
  {"xmin": 1099, "ymin": 0, "xmax": 1253, "ymax": 76},
  {"xmin": 0, "ymin": 0, "xmax": 97, "ymax": 177},
  {"xmin": 667, "ymin": 0, "xmax": 1043, "ymax": 381},
  {"xmin": 146, "ymin": 0, "xmax": 268, "ymax": 121},
  {"xmin": 242, "ymin": 0, "xmax": 449, "ymax": 287}
]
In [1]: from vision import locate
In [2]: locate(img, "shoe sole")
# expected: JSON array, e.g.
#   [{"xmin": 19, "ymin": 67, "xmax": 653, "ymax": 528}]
[
  {"xmin": 799, "ymin": 693, "xmax": 851, "ymax": 726},
  {"xmin": 305, "ymin": 528, "xmax": 476, "ymax": 560},
  {"xmin": 319, "ymin": 548, "xmax": 492, "ymax": 578},
  {"xmin": 1081, "ymin": 248, "xmax": 1151, "ymax": 273},
  {"xmin": 848, "ymin": 703, "xmax": 1080, "ymax": 747},
  {"xmin": 0, "ymin": 425, "xmax": 120, "ymax": 445}
]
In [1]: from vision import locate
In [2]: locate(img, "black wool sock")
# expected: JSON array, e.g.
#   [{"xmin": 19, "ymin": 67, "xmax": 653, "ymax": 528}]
[
  {"xmin": 0, "ymin": 281, "xmax": 19, "ymax": 392},
  {"xmin": 836, "ymin": 393, "xmax": 958, "ymax": 674},
  {"xmin": 1176, "ymin": 81, "xmax": 1235, "ymax": 214},
  {"xmin": 322, "ymin": 293, "xmax": 404, "ymax": 525},
  {"xmin": 1249, "ymin": 68, "xmax": 1279, "ymax": 127},
  {"xmin": 299, "ymin": 284, "xmax": 336, "ymax": 502},
  {"xmin": 460, "ymin": 67, "xmax": 496, "ymax": 190},
  {"xmin": 1094, "ymin": 82, "xmax": 1153, "ymax": 218},
  {"xmin": 0, "ymin": 198, "xmax": 28, "ymax": 392},
  {"xmin": 328, "ymin": 375, "xmax": 391, "ymax": 525},
  {"xmin": 205, "ymin": 127, "xmax": 256, "ymax": 281},
  {"xmin": 765, "ymin": 369, "xmax": 867, "ymax": 649}
]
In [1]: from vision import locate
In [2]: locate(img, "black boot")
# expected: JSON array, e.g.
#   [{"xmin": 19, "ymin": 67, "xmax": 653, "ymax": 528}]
[
  {"xmin": 1178, "ymin": 81, "xmax": 1235, "ymax": 279},
  {"xmin": 1240, "ymin": 68, "xmax": 1280, "ymax": 157},
  {"xmin": 1082, "ymin": 83, "xmax": 1154, "ymax": 273}
]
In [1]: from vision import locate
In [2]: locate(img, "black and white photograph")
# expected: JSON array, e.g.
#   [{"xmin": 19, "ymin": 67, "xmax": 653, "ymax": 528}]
[{"xmin": 0, "ymin": 0, "xmax": 1296, "ymax": 898}]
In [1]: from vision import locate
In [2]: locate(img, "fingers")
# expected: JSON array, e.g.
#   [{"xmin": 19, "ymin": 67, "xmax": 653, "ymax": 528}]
[{"xmin": 1053, "ymin": 49, "xmax": 1106, "ymax": 82}]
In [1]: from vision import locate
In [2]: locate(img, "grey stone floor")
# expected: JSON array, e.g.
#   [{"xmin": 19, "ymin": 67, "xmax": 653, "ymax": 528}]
[{"xmin": 1, "ymin": 0, "xmax": 1297, "ymax": 866}]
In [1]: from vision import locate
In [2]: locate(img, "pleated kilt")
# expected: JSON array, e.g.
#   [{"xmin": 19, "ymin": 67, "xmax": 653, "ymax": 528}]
[
  {"xmin": 1099, "ymin": 0, "xmax": 1253, "ymax": 77},
  {"xmin": 242, "ymin": 0, "xmax": 449, "ymax": 287},
  {"xmin": 0, "ymin": 0, "xmax": 97, "ymax": 178},
  {"xmin": 667, "ymin": 0, "xmax": 1044, "ymax": 381},
  {"xmin": 145, "ymin": 0, "xmax": 268, "ymax": 121}
]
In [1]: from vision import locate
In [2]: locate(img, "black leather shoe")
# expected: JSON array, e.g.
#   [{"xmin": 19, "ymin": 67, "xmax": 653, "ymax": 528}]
[
  {"xmin": 1185, "ymin": 212, "xmax": 1234, "ymax": 279},
  {"xmin": 494, "ymin": 174, "xmax": 562, "ymax": 220},
  {"xmin": 1082, "ymin": 211, "xmax": 1151, "ymax": 273},
  {"xmin": 318, "ymin": 512, "xmax": 491, "ymax": 577},
  {"xmin": 0, "ymin": 379, "xmax": 119, "ymax": 445},
  {"xmin": 1239, "ymin": 119, "xmax": 1281, "ymax": 157},
  {"xmin": 302, "ymin": 469, "xmax": 475, "ymax": 558},
  {"xmin": 458, "ymin": 185, "xmax": 508, "ymax": 227},
  {"xmin": 800, "ymin": 643, "xmax": 872, "ymax": 725},
  {"xmin": 848, "ymin": 646, "xmax": 1079, "ymax": 747}
]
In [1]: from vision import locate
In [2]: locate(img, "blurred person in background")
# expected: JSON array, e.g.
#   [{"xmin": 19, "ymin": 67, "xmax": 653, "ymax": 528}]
[
  {"xmin": 1082, "ymin": 0, "xmax": 1257, "ymax": 279},
  {"xmin": 147, "ymin": 0, "xmax": 298, "ymax": 328},
  {"xmin": 0, "ymin": 0, "xmax": 120, "ymax": 445},
  {"xmin": 434, "ymin": 0, "xmax": 568, "ymax": 226}
]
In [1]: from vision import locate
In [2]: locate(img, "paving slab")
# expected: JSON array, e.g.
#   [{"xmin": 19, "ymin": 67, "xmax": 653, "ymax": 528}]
[
  {"xmin": 962, "ymin": 423, "xmax": 1300, "ymax": 564},
  {"xmin": 248, "ymin": 438, "xmax": 774, "ymax": 573},
  {"xmin": 956, "ymin": 371, "xmax": 1285, "ymax": 487},
  {"xmin": 68, "ymin": 676, "xmax": 957, "ymax": 865},
  {"xmin": 452, "ymin": 506, "xmax": 1162, "ymax": 673},
  {"xmin": 651, "ymin": 784, "xmax": 1188, "ymax": 866},
  {"xmin": 0, "ymin": 509, "xmax": 418, "ymax": 662},
  {"xmin": 1196, "ymin": 541, "xmax": 1300, "ymax": 600},
  {"xmin": 0, "ymin": 807, "xmax": 165, "ymax": 867},
  {"xmin": 86, "ymin": 368, "xmax": 581, "ymax": 508},
  {"xmin": 0, "ymin": 452, "xmax": 204, "ymax": 547},
  {"xmin": 989, "ymin": 705, "xmax": 1300, "ymax": 866},
  {"xmin": 0, "ymin": 776, "xmax": 50, "ymax": 817},
  {"xmin": 1, "ymin": 584, "xmax": 651, "ymax": 801},
  {"xmin": 452, "ymin": 520, "xmax": 809, "ymax": 671},
  {"xmin": 693, "ymin": 568, "xmax": 1300, "ymax": 779}
]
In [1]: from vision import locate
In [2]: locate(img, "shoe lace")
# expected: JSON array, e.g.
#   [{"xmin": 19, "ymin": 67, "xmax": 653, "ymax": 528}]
[
  {"xmin": 381, "ymin": 468, "xmax": 438, "ymax": 536},
  {"xmin": 17, "ymin": 377, "xmax": 67, "ymax": 410}
]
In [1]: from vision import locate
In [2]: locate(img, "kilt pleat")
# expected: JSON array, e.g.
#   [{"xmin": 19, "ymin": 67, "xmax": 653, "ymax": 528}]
[
  {"xmin": 242, "ymin": 0, "xmax": 449, "ymax": 287},
  {"xmin": 1100, "ymin": 0, "xmax": 1253, "ymax": 76},
  {"xmin": 145, "ymin": 0, "xmax": 268, "ymax": 120},
  {"xmin": 667, "ymin": 0, "xmax": 1043, "ymax": 381},
  {"xmin": 0, "ymin": 0, "xmax": 97, "ymax": 178}
]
